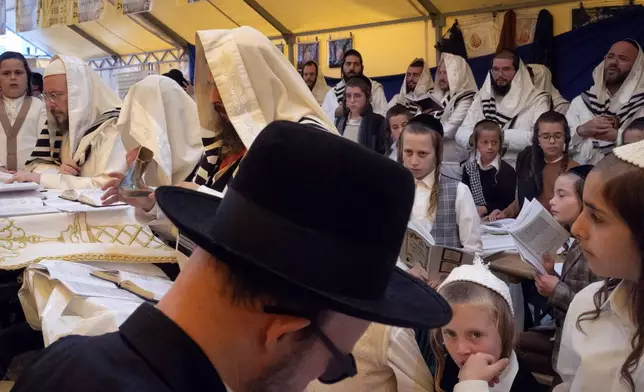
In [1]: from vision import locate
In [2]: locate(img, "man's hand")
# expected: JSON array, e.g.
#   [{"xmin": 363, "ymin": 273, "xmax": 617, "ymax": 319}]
[
  {"xmin": 535, "ymin": 274, "xmax": 560, "ymax": 297},
  {"xmin": 594, "ymin": 128, "xmax": 618, "ymax": 142},
  {"xmin": 459, "ymin": 353, "xmax": 510, "ymax": 386},
  {"xmin": 6, "ymin": 172, "xmax": 41, "ymax": 184},
  {"xmin": 488, "ymin": 209, "xmax": 505, "ymax": 222},
  {"xmin": 541, "ymin": 253, "xmax": 556, "ymax": 275},
  {"xmin": 476, "ymin": 206, "xmax": 488, "ymax": 217},
  {"xmin": 577, "ymin": 116, "xmax": 615, "ymax": 138},
  {"xmin": 101, "ymin": 172, "xmax": 156, "ymax": 212},
  {"xmin": 59, "ymin": 159, "xmax": 80, "ymax": 176}
]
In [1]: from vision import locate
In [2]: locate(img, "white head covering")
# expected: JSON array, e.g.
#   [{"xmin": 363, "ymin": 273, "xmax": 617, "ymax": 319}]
[
  {"xmin": 194, "ymin": 26, "xmax": 336, "ymax": 151},
  {"xmin": 43, "ymin": 55, "xmax": 122, "ymax": 155},
  {"xmin": 480, "ymin": 60, "xmax": 547, "ymax": 129},
  {"xmin": 433, "ymin": 53, "xmax": 478, "ymax": 104},
  {"xmin": 438, "ymin": 256, "xmax": 514, "ymax": 316},
  {"xmin": 118, "ymin": 75, "xmax": 203, "ymax": 187},
  {"xmin": 398, "ymin": 58, "xmax": 434, "ymax": 101},
  {"xmin": 306, "ymin": 60, "xmax": 330, "ymax": 106},
  {"xmin": 583, "ymin": 41, "xmax": 644, "ymax": 130},
  {"xmin": 528, "ymin": 64, "xmax": 568, "ymax": 111},
  {"xmin": 613, "ymin": 139, "xmax": 644, "ymax": 168}
]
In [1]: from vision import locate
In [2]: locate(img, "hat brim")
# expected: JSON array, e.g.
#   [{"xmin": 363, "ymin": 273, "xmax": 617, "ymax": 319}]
[{"xmin": 156, "ymin": 186, "xmax": 452, "ymax": 329}]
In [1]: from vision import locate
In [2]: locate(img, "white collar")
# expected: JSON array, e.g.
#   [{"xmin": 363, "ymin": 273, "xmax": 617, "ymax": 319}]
[
  {"xmin": 3, "ymin": 94, "xmax": 25, "ymax": 105},
  {"xmin": 490, "ymin": 351, "xmax": 519, "ymax": 392},
  {"xmin": 545, "ymin": 155, "xmax": 564, "ymax": 164},
  {"xmin": 416, "ymin": 170, "xmax": 436, "ymax": 189},
  {"xmin": 477, "ymin": 153, "xmax": 501, "ymax": 171},
  {"xmin": 601, "ymin": 281, "xmax": 633, "ymax": 325}
]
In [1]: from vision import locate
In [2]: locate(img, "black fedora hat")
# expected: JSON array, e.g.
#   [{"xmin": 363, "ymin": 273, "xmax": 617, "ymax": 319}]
[
  {"xmin": 155, "ymin": 121, "xmax": 451, "ymax": 329},
  {"xmin": 408, "ymin": 113, "xmax": 444, "ymax": 137}
]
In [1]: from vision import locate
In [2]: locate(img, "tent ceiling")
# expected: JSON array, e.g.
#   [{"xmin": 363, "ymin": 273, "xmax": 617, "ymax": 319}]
[{"xmin": 10, "ymin": 0, "xmax": 573, "ymax": 60}]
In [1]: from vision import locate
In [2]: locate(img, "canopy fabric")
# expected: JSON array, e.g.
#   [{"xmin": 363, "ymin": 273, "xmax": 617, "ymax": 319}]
[{"xmin": 6, "ymin": 0, "xmax": 563, "ymax": 60}]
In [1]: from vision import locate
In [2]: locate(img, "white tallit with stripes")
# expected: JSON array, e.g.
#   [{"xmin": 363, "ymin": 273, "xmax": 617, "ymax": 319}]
[
  {"xmin": 388, "ymin": 58, "xmax": 434, "ymax": 114},
  {"xmin": 431, "ymin": 53, "xmax": 478, "ymax": 122},
  {"xmin": 192, "ymin": 27, "xmax": 337, "ymax": 187},
  {"xmin": 582, "ymin": 42, "xmax": 644, "ymax": 131},
  {"xmin": 528, "ymin": 64, "xmax": 569, "ymax": 114},
  {"xmin": 479, "ymin": 60, "xmax": 548, "ymax": 129},
  {"xmin": 26, "ymin": 56, "xmax": 121, "ymax": 167},
  {"xmin": 309, "ymin": 61, "xmax": 330, "ymax": 106}
]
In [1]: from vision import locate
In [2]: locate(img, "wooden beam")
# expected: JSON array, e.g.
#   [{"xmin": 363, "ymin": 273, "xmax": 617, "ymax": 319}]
[
  {"xmin": 243, "ymin": 0, "xmax": 292, "ymax": 36},
  {"xmin": 68, "ymin": 25, "xmax": 119, "ymax": 57},
  {"xmin": 135, "ymin": 12, "xmax": 189, "ymax": 47},
  {"xmin": 416, "ymin": 0, "xmax": 441, "ymax": 15},
  {"xmin": 443, "ymin": 0, "xmax": 574, "ymax": 17}
]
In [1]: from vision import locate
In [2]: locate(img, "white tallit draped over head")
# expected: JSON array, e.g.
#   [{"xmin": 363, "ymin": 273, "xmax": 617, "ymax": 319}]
[
  {"xmin": 399, "ymin": 58, "xmax": 434, "ymax": 101},
  {"xmin": 118, "ymin": 75, "xmax": 203, "ymax": 186},
  {"xmin": 582, "ymin": 40, "xmax": 644, "ymax": 129},
  {"xmin": 46, "ymin": 55, "xmax": 122, "ymax": 155},
  {"xmin": 528, "ymin": 64, "xmax": 568, "ymax": 111},
  {"xmin": 194, "ymin": 26, "xmax": 336, "ymax": 151},
  {"xmin": 480, "ymin": 60, "xmax": 547, "ymax": 128},
  {"xmin": 309, "ymin": 60, "xmax": 330, "ymax": 106},
  {"xmin": 432, "ymin": 53, "xmax": 478, "ymax": 116}
]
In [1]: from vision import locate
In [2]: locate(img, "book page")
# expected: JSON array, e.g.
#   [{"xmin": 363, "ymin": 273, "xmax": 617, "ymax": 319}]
[
  {"xmin": 0, "ymin": 191, "xmax": 55, "ymax": 217},
  {"xmin": 119, "ymin": 271, "xmax": 172, "ymax": 301},
  {"xmin": 426, "ymin": 246, "xmax": 475, "ymax": 282},
  {"xmin": 400, "ymin": 229, "xmax": 431, "ymax": 270},
  {"xmin": 0, "ymin": 182, "xmax": 39, "ymax": 193}
]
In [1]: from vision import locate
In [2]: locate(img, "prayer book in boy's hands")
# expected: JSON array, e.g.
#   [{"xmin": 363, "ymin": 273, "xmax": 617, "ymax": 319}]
[
  {"xmin": 89, "ymin": 270, "xmax": 172, "ymax": 302},
  {"xmin": 508, "ymin": 198, "xmax": 569, "ymax": 275}
]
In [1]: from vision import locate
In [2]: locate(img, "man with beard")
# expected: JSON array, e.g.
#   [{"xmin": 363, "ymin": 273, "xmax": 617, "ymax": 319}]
[
  {"xmin": 567, "ymin": 40, "xmax": 644, "ymax": 164},
  {"xmin": 387, "ymin": 58, "xmax": 434, "ymax": 114},
  {"xmin": 11, "ymin": 121, "xmax": 456, "ymax": 392},
  {"xmin": 431, "ymin": 53, "xmax": 478, "ymax": 179},
  {"xmin": 301, "ymin": 60, "xmax": 330, "ymax": 106},
  {"xmin": 8, "ymin": 56, "xmax": 124, "ymax": 189},
  {"xmin": 456, "ymin": 49, "xmax": 550, "ymax": 168},
  {"xmin": 322, "ymin": 49, "xmax": 388, "ymax": 121}
]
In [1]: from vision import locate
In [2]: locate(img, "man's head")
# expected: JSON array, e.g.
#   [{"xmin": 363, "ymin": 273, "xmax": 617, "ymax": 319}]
[
  {"xmin": 436, "ymin": 59, "xmax": 449, "ymax": 92},
  {"xmin": 342, "ymin": 49, "xmax": 364, "ymax": 81},
  {"xmin": 0, "ymin": 51, "xmax": 32, "ymax": 100},
  {"xmin": 32, "ymin": 72, "xmax": 43, "ymax": 96},
  {"xmin": 405, "ymin": 59, "xmax": 424, "ymax": 93},
  {"xmin": 604, "ymin": 40, "xmax": 640, "ymax": 88},
  {"xmin": 301, "ymin": 61, "xmax": 318, "ymax": 90},
  {"xmin": 208, "ymin": 70, "xmax": 243, "ymax": 153},
  {"xmin": 163, "ymin": 69, "xmax": 192, "ymax": 93},
  {"xmin": 43, "ymin": 59, "xmax": 69, "ymax": 132},
  {"xmin": 491, "ymin": 49, "xmax": 519, "ymax": 97},
  {"xmin": 345, "ymin": 75, "xmax": 371, "ymax": 115}
]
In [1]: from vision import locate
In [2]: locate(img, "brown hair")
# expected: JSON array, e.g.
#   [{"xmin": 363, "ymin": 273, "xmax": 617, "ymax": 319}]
[
  {"xmin": 430, "ymin": 281, "xmax": 515, "ymax": 392},
  {"xmin": 473, "ymin": 119, "xmax": 504, "ymax": 149},
  {"xmin": 398, "ymin": 122, "xmax": 443, "ymax": 216},
  {"xmin": 576, "ymin": 154, "xmax": 644, "ymax": 392}
]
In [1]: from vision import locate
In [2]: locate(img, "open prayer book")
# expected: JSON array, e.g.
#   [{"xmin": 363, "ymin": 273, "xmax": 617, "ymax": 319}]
[
  {"xmin": 90, "ymin": 270, "xmax": 172, "ymax": 302},
  {"xmin": 507, "ymin": 199, "xmax": 570, "ymax": 275},
  {"xmin": 61, "ymin": 189, "xmax": 125, "ymax": 207},
  {"xmin": 399, "ymin": 225, "xmax": 474, "ymax": 283},
  {"xmin": 0, "ymin": 190, "xmax": 56, "ymax": 217}
]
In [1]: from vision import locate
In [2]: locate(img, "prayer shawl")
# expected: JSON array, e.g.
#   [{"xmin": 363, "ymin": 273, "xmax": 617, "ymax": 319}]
[
  {"xmin": 529, "ymin": 64, "xmax": 569, "ymax": 114},
  {"xmin": 464, "ymin": 160, "xmax": 487, "ymax": 206},
  {"xmin": 431, "ymin": 53, "xmax": 478, "ymax": 124},
  {"xmin": 192, "ymin": 27, "xmax": 336, "ymax": 189},
  {"xmin": 479, "ymin": 61, "xmax": 548, "ymax": 129},
  {"xmin": 118, "ymin": 75, "xmax": 203, "ymax": 187},
  {"xmin": 26, "ymin": 55, "xmax": 122, "ymax": 168},
  {"xmin": 568, "ymin": 43, "xmax": 644, "ymax": 163},
  {"xmin": 308, "ymin": 61, "xmax": 330, "ymax": 106},
  {"xmin": 0, "ymin": 95, "xmax": 46, "ymax": 171},
  {"xmin": 388, "ymin": 58, "xmax": 435, "ymax": 114}
]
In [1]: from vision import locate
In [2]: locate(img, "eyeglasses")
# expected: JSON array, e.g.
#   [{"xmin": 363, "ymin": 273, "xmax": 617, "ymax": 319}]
[
  {"xmin": 538, "ymin": 133, "xmax": 565, "ymax": 142},
  {"xmin": 264, "ymin": 305, "xmax": 357, "ymax": 384},
  {"xmin": 41, "ymin": 91, "xmax": 66, "ymax": 103}
]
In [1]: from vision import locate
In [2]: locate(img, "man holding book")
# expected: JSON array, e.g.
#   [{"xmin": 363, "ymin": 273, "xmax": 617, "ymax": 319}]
[{"xmin": 11, "ymin": 122, "xmax": 467, "ymax": 392}]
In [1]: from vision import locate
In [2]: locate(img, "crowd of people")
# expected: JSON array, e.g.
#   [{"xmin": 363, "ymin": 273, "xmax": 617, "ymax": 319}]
[{"xmin": 0, "ymin": 23, "xmax": 640, "ymax": 392}]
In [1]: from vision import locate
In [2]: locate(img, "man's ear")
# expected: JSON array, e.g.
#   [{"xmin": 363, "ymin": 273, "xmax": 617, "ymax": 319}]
[{"xmin": 263, "ymin": 315, "xmax": 311, "ymax": 353}]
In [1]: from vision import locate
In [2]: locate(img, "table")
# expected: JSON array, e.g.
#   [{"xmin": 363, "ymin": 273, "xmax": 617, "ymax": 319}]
[{"xmin": 487, "ymin": 252, "xmax": 536, "ymax": 281}]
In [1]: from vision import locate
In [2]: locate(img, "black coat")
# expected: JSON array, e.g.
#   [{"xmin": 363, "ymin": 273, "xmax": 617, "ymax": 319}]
[
  {"xmin": 336, "ymin": 105, "xmax": 387, "ymax": 155},
  {"xmin": 462, "ymin": 159, "xmax": 517, "ymax": 213}
]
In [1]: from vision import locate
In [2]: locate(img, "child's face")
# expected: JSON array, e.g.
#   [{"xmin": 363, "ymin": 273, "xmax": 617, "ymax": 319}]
[
  {"xmin": 476, "ymin": 129, "xmax": 501, "ymax": 163},
  {"xmin": 550, "ymin": 174, "xmax": 582, "ymax": 227},
  {"xmin": 622, "ymin": 129, "xmax": 644, "ymax": 145},
  {"xmin": 537, "ymin": 121, "xmax": 566, "ymax": 160},
  {"xmin": 402, "ymin": 132, "xmax": 436, "ymax": 180},
  {"xmin": 572, "ymin": 171, "xmax": 641, "ymax": 280},
  {"xmin": 346, "ymin": 86, "xmax": 367, "ymax": 115},
  {"xmin": 441, "ymin": 303, "xmax": 503, "ymax": 368},
  {"xmin": 389, "ymin": 114, "xmax": 409, "ymax": 142}
]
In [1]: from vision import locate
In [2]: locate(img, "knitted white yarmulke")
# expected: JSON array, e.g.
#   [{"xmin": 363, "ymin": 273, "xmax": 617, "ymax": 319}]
[
  {"xmin": 614, "ymin": 139, "xmax": 644, "ymax": 168},
  {"xmin": 437, "ymin": 256, "xmax": 514, "ymax": 316}
]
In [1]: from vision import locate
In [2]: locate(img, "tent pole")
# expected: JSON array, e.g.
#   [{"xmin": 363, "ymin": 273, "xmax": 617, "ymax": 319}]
[
  {"xmin": 68, "ymin": 25, "xmax": 119, "ymax": 58},
  {"xmin": 432, "ymin": 14, "xmax": 445, "ymax": 65}
]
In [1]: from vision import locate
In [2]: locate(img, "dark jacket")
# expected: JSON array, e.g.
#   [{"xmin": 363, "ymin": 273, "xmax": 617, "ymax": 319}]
[
  {"xmin": 336, "ymin": 104, "xmax": 387, "ymax": 154},
  {"xmin": 440, "ymin": 354, "xmax": 542, "ymax": 392},
  {"xmin": 462, "ymin": 159, "xmax": 517, "ymax": 213}
]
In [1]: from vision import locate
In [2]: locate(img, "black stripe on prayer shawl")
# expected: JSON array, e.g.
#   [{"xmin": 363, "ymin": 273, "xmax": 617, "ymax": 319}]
[{"xmin": 75, "ymin": 109, "xmax": 121, "ymax": 166}]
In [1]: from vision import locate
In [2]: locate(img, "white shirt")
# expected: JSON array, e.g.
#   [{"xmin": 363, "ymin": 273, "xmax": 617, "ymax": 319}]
[
  {"xmin": 4, "ymin": 95, "xmax": 25, "ymax": 125},
  {"xmin": 343, "ymin": 118, "xmax": 361, "ymax": 143},
  {"xmin": 477, "ymin": 153, "xmax": 501, "ymax": 172},
  {"xmin": 566, "ymin": 95, "xmax": 611, "ymax": 165},
  {"xmin": 387, "ymin": 327, "xmax": 434, "ymax": 391},
  {"xmin": 0, "ymin": 94, "xmax": 47, "ymax": 171},
  {"xmin": 555, "ymin": 281, "xmax": 643, "ymax": 392},
  {"xmin": 411, "ymin": 171, "xmax": 483, "ymax": 253}
]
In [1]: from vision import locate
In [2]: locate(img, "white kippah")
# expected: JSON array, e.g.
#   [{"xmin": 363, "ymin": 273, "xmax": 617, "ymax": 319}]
[
  {"xmin": 44, "ymin": 59, "xmax": 66, "ymax": 77},
  {"xmin": 614, "ymin": 139, "xmax": 644, "ymax": 169},
  {"xmin": 438, "ymin": 256, "xmax": 514, "ymax": 316}
]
